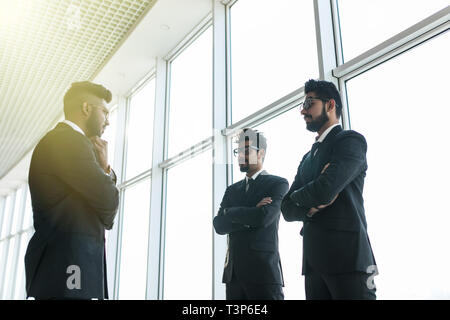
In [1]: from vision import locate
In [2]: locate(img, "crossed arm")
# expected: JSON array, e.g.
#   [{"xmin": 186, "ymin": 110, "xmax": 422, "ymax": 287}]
[
  {"xmin": 282, "ymin": 133, "xmax": 366, "ymax": 222},
  {"xmin": 281, "ymin": 164, "xmax": 335, "ymax": 221},
  {"xmin": 213, "ymin": 180, "xmax": 289, "ymax": 235}
]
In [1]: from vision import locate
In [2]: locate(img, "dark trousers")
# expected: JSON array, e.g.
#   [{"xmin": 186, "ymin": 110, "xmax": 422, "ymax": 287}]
[
  {"xmin": 305, "ymin": 269, "xmax": 376, "ymax": 300},
  {"xmin": 226, "ymin": 273, "xmax": 284, "ymax": 300}
]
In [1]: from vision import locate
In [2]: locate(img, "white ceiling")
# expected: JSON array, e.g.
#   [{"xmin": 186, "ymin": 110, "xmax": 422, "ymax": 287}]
[{"xmin": 0, "ymin": 0, "xmax": 212, "ymax": 196}]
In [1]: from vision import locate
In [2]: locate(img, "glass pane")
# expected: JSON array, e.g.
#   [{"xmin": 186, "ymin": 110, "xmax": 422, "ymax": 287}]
[
  {"xmin": 0, "ymin": 240, "xmax": 5, "ymax": 292},
  {"xmin": 1, "ymin": 194, "xmax": 13, "ymax": 238},
  {"xmin": 22, "ymin": 188, "xmax": 33, "ymax": 230},
  {"xmin": 125, "ymin": 79, "xmax": 156, "ymax": 180},
  {"xmin": 345, "ymin": 32, "xmax": 450, "ymax": 299},
  {"xmin": 230, "ymin": 0, "xmax": 318, "ymax": 123},
  {"xmin": 231, "ymin": 108, "xmax": 315, "ymax": 299},
  {"xmin": 167, "ymin": 27, "xmax": 212, "ymax": 158},
  {"xmin": 10, "ymin": 187, "xmax": 25, "ymax": 234},
  {"xmin": 3, "ymin": 236, "xmax": 18, "ymax": 299},
  {"xmin": 118, "ymin": 178, "xmax": 151, "ymax": 299},
  {"xmin": 164, "ymin": 151, "xmax": 212, "ymax": 299},
  {"xmin": 337, "ymin": 0, "xmax": 449, "ymax": 62},
  {"xmin": 102, "ymin": 106, "xmax": 118, "ymax": 169}
]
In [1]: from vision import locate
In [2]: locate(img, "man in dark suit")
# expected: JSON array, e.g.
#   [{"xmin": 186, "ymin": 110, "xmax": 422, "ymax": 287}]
[
  {"xmin": 213, "ymin": 128, "xmax": 289, "ymax": 300},
  {"xmin": 281, "ymin": 79, "xmax": 377, "ymax": 300},
  {"xmin": 25, "ymin": 81, "xmax": 119, "ymax": 300}
]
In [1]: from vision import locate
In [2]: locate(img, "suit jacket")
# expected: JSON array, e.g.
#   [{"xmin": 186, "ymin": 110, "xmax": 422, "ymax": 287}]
[
  {"xmin": 213, "ymin": 171, "xmax": 289, "ymax": 285},
  {"xmin": 25, "ymin": 122, "xmax": 119, "ymax": 299},
  {"xmin": 281, "ymin": 125, "xmax": 376, "ymax": 275}
]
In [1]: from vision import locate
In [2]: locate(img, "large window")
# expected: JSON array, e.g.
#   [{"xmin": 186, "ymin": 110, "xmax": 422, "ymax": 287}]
[
  {"xmin": 162, "ymin": 25, "xmax": 213, "ymax": 299},
  {"xmin": 0, "ymin": 186, "xmax": 31, "ymax": 300},
  {"xmin": 1, "ymin": 0, "xmax": 447, "ymax": 301},
  {"xmin": 345, "ymin": 31, "xmax": 450, "ymax": 299},
  {"xmin": 117, "ymin": 75, "xmax": 156, "ymax": 300},
  {"xmin": 167, "ymin": 27, "xmax": 212, "ymax": 158},
  {"xmin": 118, "ymin": 178, "xmax": 151, "ymax": 299},
  {"xmin": 163, "ymin": 150, "xmax": 213, "ymax": 299},
  {"xmin": 125, "ymin": 79, "xmax": 156, "ymax": 180},
  {"xmin": 229, "ymin": 0, "xmax": 318, "ymax": 123},
  {"xmin": 337, "ymin": 0, "xmax": 449, "ymax": 62}
]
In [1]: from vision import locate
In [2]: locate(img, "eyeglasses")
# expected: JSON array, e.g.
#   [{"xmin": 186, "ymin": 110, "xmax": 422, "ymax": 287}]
[
  {"xmin": 299, "ymin": 97, "xmax": 329, "ymax": 111},
  {"xmin": 233, "ymin": 146, "xmax": 260, "ymax": 157},
  {"xmin": 88, "ymin": 103, "xmax": 109, "ymax": 121}
]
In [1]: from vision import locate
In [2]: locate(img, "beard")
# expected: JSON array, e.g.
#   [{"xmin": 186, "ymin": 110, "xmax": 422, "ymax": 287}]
[
  {"xmin": 306, "ymin": 105, "xmax": 329, "ymax": 132},
  {"xmin": 239, "ymin": 163, "xmax": 249, "ymax": 172},
  {"xmin": 86, "ymin": 113, "xmax": 103, "ymax": 137}
]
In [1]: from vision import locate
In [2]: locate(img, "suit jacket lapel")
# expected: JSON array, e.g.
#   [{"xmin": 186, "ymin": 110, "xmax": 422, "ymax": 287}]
[
  {"xmin": 309, "ymin": 125, "xmax": 343, "ymax": 176},
  {"xmin": 320, "ymin": 125, "xmax": 342, "ymax": 145},
  {"xmin": 244, "ymin": 171, "xmax": 268, "ymax": 204}
]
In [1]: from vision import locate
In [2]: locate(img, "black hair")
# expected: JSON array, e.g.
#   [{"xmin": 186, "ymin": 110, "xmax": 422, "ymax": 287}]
[
  {"xmin": 304, "ymin": 79, "xmax": 342, "ymax": 119},
  {"xmin": 63, "ymin": 81, "xmax": 112, "ymax": 117},
  {"xmin": 235, "ymin": 128, "xmax": 267, "ymax": 159}
]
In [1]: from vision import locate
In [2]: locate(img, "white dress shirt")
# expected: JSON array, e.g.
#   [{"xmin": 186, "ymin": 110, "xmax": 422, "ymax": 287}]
[
  {"xmin": 63, "ymin": 120, "xmax": 85, "ymax": 136},
  {"xmin": 313, "ymin": 123, "xmax": 340, "ymax": 157}
]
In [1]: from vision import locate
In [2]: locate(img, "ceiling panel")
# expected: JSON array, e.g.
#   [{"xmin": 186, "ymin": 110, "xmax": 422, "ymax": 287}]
[{"xmin": 0, "ymin": 0, "xmax": 157, "ymax": 180}]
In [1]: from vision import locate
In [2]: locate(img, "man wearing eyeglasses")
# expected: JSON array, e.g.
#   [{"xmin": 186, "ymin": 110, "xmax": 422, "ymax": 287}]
[
  {"xmin": 25, "ymin": 81, "xmax": 118, "ymax": 300},
  {"xmin": 213, "ymin": 128, "xmax": 289, "ymax": 300},
  {"xmin": 281, "ymin": 79, "xmax": 377, "ymax": 300}
]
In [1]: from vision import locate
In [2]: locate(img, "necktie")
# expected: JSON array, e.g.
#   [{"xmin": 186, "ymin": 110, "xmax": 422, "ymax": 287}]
[
  {"xmin": 311, "ymin": 141, "xmax": 320, "ymax": 158},
  {"xmin": 246, "ymin": 178, "xmax": 254, "ymax": 192}
]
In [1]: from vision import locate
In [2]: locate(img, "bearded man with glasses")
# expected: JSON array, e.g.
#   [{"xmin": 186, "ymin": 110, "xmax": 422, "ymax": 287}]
[
  {"xmin": 25, "ymin": 81, "xmax": 118, "ymax": 300},
  {"xmin": 281, "ymin": 79, "xmax": 377, "ymax": 300},
  {"xmin": 213, "ymin": 128, "xmax": 288, "ymax": 300}
]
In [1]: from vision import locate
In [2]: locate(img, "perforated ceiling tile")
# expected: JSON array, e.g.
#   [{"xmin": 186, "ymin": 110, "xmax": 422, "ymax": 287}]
[{"xmin": 0, "ymin": 0, "xmax": 157, "ymax": 180}]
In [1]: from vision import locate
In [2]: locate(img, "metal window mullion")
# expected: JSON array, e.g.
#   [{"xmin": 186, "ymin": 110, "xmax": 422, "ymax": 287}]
[
  {"xmin": 106, "ymin": 95, "xmax": 127, "ymax": 300},
  {"xmin": 330, "ymin": 0, "xmax": 344, "ymax": 67},
  {"xmin": 120, "ymin": 96, "xmax": 132, "ymax": 184},
  {"xmin": 146, "ymin": 57, "xmax": 168, "ymax": 300},
  {"xmin": 112, "ymin": 188, "xmax": 126, "ymax": 300},
  {"xmin": 212, "ymin": 0, "xmax": 228, "ymax": 300},
  {"xmin": 313, "ymin": 0, "xmax": 339, "ymax": 84},
  {"xmin": 124, "ymin": 71, "xmax": 156, "ymax": 101},
  {"xmin": 224, "ymin": 0, "xmax": 234, "ymax": 186},
  {"xmin": 222, "ymin": 87, "xmax": 306, "ymax": 137},
  {"xmin": 330, "ymin": 0, "xmax": 350, "ymax": 129},
  {"xmin": 221, "ymin": 0, "xmax": 237, "ymax": 6},
  {"xmin": 117, "ymin": 169, "xmax": 152, "ymax": 190},
  {"xmin": 314, "ymin": 0, "xmax": 351, "ymax": 130},
  {"xmin": 159, "ymin": 138, "xmax": 213, "ymax": 170},
  {"xmin": 164, "ymin": 13, "xmax": 213, "ymax": 62},
  {"xmin": 333, "ymin": 6, "xmax": 450, "ymax": 80},
  {"xmin": 338, "ymin": 21, "xmax": 449, "ymax": 82}
]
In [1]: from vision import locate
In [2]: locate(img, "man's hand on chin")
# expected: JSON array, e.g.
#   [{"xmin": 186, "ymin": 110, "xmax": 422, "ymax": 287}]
[{"xmin": 89, "ymin": 136, "xmax": 110, "ymax": 174}]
